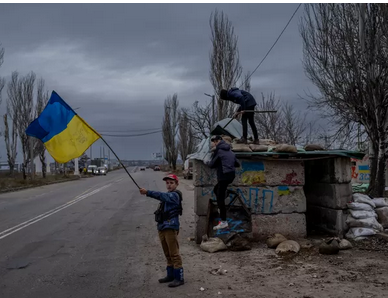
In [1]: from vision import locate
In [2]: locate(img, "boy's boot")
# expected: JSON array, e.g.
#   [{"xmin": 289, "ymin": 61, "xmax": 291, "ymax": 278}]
[
  {"xmin": 158, "ymin": 266, "xmax": 174, "ymax": 283},
  {"xmin": 168, "ymin": 268, "xmax": 184, "ymax": 287}
]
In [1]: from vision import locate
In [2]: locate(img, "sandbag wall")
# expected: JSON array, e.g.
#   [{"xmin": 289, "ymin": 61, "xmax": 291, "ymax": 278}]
[
  {"xmin": 193, "ymin": 158, "xmax": 307, "ymax": 244},
  {"xmin": 304, "ymin": 157, "xmax": 352, "ymax": 236}
]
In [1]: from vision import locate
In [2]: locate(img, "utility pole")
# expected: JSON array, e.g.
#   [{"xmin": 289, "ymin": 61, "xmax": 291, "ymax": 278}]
[
  {"xmin": 204, "ymin": 93, "xmax": 215, "ymax": 127},
  {"xmin": 29, "ymin": 137, "xmax": 34, "ymax": 179}
]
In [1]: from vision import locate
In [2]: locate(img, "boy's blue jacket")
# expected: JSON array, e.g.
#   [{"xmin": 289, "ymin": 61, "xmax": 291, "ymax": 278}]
[{"xmin": 146, "ymin": 190, "xmax": 181, "ymax": 231}]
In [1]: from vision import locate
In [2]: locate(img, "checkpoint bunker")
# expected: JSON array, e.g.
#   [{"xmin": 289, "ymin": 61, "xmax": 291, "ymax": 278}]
[{"xmin": 193, "ymin": 151, "xmax": 364, "ymax": 244}]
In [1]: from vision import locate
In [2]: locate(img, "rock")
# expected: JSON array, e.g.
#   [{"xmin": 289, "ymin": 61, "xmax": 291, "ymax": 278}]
[
  {"xmin": 275, "ymin": 240, "xmax": 300, "ymax": 254},
  {"xmin": 200, "ymin": 237, "xmax": 228, "ymax": 253},
  {"xmin": 267, "ymin": 234, "xmax": 288, "ymax": 248},
  {"xmin": 376, "ymin": 207, "xmax": 388, "ymax": 229},
  {"xmin": 339, "ymin": 239, "xmax": 353, "ymax": 250},
  {"xmin": 319, "ymin": 239, "xmax": 340, "ymax": 255}
]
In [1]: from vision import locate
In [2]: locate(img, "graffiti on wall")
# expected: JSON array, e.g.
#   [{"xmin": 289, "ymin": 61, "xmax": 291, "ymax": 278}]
[
  {"xmin": 351, "ymin": 156, "xmax": 370, "ymax": 183},
  {"xmin": 201, "ymin": 186, "xmax": 276, "ymax": 214},
  {"xmin": 281, "ymin": 170, "xmax": 302, "ymax": 185},
  {"xmin": 238, "ymin": 161, "xmax": 266, "ymax": 185}
]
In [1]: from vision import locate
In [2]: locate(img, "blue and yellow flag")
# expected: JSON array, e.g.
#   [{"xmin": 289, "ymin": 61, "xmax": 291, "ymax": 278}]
[{"xmin": 26, "ymin": 91, "xmax": 101, "ymax": 163}]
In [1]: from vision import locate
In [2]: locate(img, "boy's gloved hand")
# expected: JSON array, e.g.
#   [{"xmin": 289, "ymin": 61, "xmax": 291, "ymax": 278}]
[{"xmin": 139, "ymin": 188, "xmax": 148, "ymax": 195}]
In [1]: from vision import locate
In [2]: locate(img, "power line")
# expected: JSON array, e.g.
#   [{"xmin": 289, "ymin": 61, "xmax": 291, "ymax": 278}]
[
  {"xmin": 101, "ymin": 129, "xmax": 162, "ymax": 137},
  {"xmin": 240, "ymin": 3, "xmax": 302, "ymax": 88},
  {"xmin": 97, "ymin": 127, "xmax": 162, "ymax": 133}
]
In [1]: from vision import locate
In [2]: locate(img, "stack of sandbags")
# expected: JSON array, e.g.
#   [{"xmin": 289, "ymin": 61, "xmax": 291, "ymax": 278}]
[
  {"xmin": 258, "ymin": 139, "xmax": 277, "ymax": 146},
  {"xmin": 249, "ymin": 144, "xmax": 268, "ymax": 152},
  {"xmin": 373, "ymin": 197, "xmax": 388, "ymax": 230},
  {"xmin": 221, "ymin": 135, "xmax": 232, "ymax": 144},
  {"xmin": 231, "ymin": 139, "xmax": 252, "ymax": 152},
  {"xmin": 345, "ymin": 193, "xmax": 383, "ymax": 240}
]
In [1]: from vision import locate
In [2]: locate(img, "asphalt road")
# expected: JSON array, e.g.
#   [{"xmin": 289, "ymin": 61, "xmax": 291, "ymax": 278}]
[{"xmin": 0, "ymin": 168, "xmax": 196, "ymax": 298}]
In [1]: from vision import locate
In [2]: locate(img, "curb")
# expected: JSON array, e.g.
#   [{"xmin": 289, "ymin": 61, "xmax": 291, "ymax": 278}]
[{"xmin": 0, "ymin": 176, "xmax": 81, "ymax": 194}]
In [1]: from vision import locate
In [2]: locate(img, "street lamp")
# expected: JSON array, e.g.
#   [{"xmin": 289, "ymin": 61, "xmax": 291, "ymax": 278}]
[{"xmin": 204, "ymin": 93, "xmax": 215, "ymax": 126}]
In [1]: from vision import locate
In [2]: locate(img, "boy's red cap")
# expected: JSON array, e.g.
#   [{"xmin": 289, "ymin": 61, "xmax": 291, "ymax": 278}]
[{"xmin": 163, "ymin": 174, "xmax": 179, "ymax": 182}]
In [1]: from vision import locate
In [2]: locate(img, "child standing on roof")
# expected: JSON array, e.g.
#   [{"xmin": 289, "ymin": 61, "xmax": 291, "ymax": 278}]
[
  {"xmin": 220, "ymin": 87, "xmax": 259, "ymax": 144},
  {"xmin": 139, "ymin": 174, "xmax": 184, "ymax": 288}
]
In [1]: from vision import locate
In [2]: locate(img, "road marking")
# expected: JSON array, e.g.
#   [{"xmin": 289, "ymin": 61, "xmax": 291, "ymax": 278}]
[{"xmin": 0, "ymin": 183, "xmax": 112, "ymax": 240}]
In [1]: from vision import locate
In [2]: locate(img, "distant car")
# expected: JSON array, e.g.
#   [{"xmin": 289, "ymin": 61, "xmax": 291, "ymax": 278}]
[
  {"xmin": 87, "ymin": 165, "xmax": 98, "ymax": 175},
  {"xmin": 183, "ymin": 167, "xmax": 193, "ymax": 179},
  {"xmin": 140, "ymin": 166, "xmax": 146, "ymax": 171},
  {"xmin": 96, "ymin": 167, "xmax": 107, "ymax": 175},
  {"xmin": 154, "ymin": 166, "xmax": 161, "ymax": 171}
]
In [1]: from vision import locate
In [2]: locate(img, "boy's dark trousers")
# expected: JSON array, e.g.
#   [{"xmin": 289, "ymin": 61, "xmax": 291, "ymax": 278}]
[{"xmin": 241, "ymin": 105, "xmax": 258, "ymax": 140}]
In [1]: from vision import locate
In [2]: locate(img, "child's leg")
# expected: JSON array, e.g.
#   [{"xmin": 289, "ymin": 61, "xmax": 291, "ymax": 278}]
[
  {"xmin": 164, "ymin": 229, "xmax": 182, "ymax": 269},
  {"xmin": 158, "ymin": 230, "xmax": 173, "ymax": 267}
]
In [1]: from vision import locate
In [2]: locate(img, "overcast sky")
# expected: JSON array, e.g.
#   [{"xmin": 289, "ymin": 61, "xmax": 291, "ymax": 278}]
[{"xmin": 0, "ymin": 3, "xmax": 318, "ymax": 162}]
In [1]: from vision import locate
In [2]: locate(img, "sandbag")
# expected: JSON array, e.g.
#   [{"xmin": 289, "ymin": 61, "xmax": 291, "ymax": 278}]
[
  {"xmin": 273, "ymin": 144, "xmax": 297, "ymax": 153},
  {"xmin": 267, "ymin": 234, "xmax": 287, "ymax": 249},
  {"xmin": 346, "ymin": 227, "xmax": 376, "ymax": 239},
  {"xmin": 347, "ymin": 202, "xmax": 374, "ymax": 211},
  {"xmin": 275, "ymin": 240, "xmax": 300, "ymax": 254},
  {"xmin": 339, "ymin": 239, "xmax": 353, "ymax": 250},
  {"xmin": 221, "ymin": 135, "xmax": 232, "ymax": 144},
  {"xmin": 348, "ymin": 209, "xmax": 378, "ymax": 220},
  {"xmin": 373, "ymin": 198, "xmax": 388, "ymax": 208},
  {"xmin": 200, "ymin": 237, "xmax": 228, "ymax": 253},
  {"xmin": 231, "ymin": 143, "xmax": 252, "ymax": 152},
  {"xmin": 353, "ymin": 193, "xmax": 376, "ymax": 208},
  {"xmin": 346, "ymin": 215, "xmax": 383, "ymax": 231},
  {"xmin": 304, "ymin": 144, "xmax": 325, "ymax": 151},
  {"xmin": 258, "ymin": 139, "xmax": 276, "ymax": 146},
  {"xmin": 249, "ymin": 144, "xmax": 268, "ymax": 152},
  {"xmin": 375, "ymin": 207, "xmax": 388, "ymax": 228}
]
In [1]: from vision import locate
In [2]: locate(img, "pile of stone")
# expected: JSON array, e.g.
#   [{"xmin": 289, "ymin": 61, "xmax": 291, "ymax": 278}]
[{"xmin": 345, "ymin": 193, "xmax": 384, "ymax": 240}]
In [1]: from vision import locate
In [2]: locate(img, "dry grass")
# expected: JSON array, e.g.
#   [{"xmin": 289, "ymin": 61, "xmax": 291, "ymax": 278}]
[{"xmin": 0, "ymin": 173, "xmax": 79, "ymax": 192}]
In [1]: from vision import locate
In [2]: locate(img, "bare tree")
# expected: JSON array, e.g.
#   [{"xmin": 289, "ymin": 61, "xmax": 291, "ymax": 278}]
[
  {"xmin": 162, "ymin": 94, "xmax": 180, "ymax": 170},
  {"xmin": 254, "ymin": 93, "xmax": 284, "ymax": 143},
  {"xmin": 300, "ymin": 4, "xmax": 388, "ymax": 196},
  {"xmin": 3, "ymin": 114, "xmax": 17, "ymax": 176},
  {"xmin": 184, "ymin": 101, "xmax": 213, "ymax": 142},
  {"xmin": 209, "ymin": 9, "xmax": 242, "ymax": 120},
  {"xmin": 35, "ymin": 78, "xmax": 49, "ymax": 178},
  {"xmin": 0, "ymin": 45, "xmax": 5, "ymax": 139},
  {"xmin": 7, "ymin": 71, "xmax": 36, "ymax": 179},
  {"xmin": 178, "ymin": 109, "xmax": 196, "ymax": 162},
  {"xmin": 282, "ymin": 103, "xmax": 308, "ymax": 146},
  {"xmin": 240, "ymin": 71, "xmax": 251, "ymax": 93}
]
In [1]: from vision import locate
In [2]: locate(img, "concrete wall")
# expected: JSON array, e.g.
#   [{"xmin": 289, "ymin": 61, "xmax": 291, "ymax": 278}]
[
  {"xmin": 193, "ymin": 158, "xmax": 307, "ymax": 243},
  {"xmin": 304, "ymin": 157, "xmax": 352, "ymax": 236},
  {"xmin": 194, "ymin": 159, "xmax": 305, "ymax": 187}
]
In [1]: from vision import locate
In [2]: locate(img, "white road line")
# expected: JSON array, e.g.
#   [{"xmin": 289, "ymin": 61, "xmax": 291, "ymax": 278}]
[{"xmin": 0, "ymin": 183, "xmax": 112, "ymax": 240}]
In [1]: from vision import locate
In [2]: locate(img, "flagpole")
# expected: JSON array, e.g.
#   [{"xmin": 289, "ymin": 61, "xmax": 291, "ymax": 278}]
[{"xmin": 99, "ymin": 136, "xmax": 141, "ymax": 189}]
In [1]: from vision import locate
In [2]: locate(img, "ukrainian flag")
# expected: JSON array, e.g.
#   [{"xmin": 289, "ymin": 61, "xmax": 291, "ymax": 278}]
[
  {"xmin": 358, "ymin": 165, "xmax": 370, "ymax": 174},
  {"xmin": 26, "ymin": 91, "xmax": 100, "ymax": 163}
]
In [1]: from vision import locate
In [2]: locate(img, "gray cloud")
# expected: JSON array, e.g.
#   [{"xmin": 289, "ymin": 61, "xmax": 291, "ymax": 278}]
[{"xmin": 0, "ymin": 3, "xmax": 319, "ymax": 162}]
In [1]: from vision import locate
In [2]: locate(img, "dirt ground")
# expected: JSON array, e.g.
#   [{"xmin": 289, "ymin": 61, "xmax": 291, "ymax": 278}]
[{"xmin": 177, "ymin": 178, "xmax": 388, "ymax": 298}]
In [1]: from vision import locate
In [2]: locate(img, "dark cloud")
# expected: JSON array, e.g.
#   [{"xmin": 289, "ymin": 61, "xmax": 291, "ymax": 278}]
[{"xmin": 0, "ymin": 3, "xmax": 319, "ymax": 162}]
